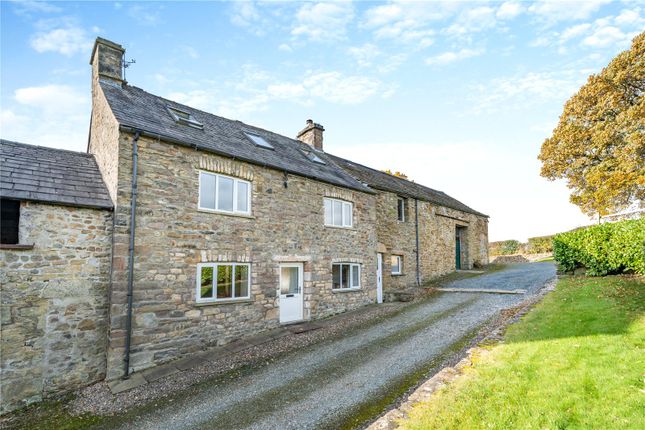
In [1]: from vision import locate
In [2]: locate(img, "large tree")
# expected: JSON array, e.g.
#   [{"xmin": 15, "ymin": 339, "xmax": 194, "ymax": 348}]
[{"xmin": 538, "ymin": 32, "xmax": 644, "ymax": 217}]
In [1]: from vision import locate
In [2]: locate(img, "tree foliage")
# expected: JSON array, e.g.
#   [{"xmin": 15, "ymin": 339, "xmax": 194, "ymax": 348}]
[{"xmin": 538, "ymin": 32, "xmax": 645, "ymax": 216}]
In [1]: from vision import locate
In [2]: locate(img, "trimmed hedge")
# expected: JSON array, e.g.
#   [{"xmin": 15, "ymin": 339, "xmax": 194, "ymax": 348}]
[{"xmin": 553, "ymin": 219, "xmax": 645, "ymax": 276}]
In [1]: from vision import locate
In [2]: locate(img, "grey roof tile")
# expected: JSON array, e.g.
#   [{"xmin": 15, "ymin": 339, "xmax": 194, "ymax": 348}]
[
  {"xmin": 100, "ymin": 82, "xmax": 373, "ymax": 194},
  {"xmin": 328, "ymin": 154, "xmax": 488, "ymax": 218},
  {"xmin": 0, "ymin": 139, "xmax": 113, "ymax": 209}
]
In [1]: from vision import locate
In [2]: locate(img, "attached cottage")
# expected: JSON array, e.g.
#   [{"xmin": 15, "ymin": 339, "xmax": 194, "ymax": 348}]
[{"xmin": 0, "ymin": 37, "xmax": 488, "ymax": 413}]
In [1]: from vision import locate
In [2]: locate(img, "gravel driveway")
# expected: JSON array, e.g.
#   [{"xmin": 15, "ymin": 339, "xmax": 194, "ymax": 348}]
[{"xmin": 109, "ymin": 262, "xmax": 555, "ymax": 430}]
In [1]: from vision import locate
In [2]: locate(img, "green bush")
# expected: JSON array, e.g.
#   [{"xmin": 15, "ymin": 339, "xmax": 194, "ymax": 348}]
[
  {"xmin": 553, "ymin": 219, "xmax": 645, "ymax": 276},
  {"xmin": 527, "ymin": 235, "xmax": 554, "ymax": 254},
  {"xmin": 501, "ymin": 240, "xmax": 520, "ymax": 255}
]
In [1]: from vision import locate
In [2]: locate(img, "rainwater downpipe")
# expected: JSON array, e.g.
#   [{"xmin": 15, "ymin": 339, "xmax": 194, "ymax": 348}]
[
  {"xmin": 123, "ymin": 131, "xmax": 141, "ymax": 379},
  {"xmin": 415, "ymin": 198, "xmax": 421, "ymax": 287}
]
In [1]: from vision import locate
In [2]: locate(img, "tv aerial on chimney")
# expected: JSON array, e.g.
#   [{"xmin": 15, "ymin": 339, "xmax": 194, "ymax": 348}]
[{"xmin": 122, "ymin": 58, "xmax": 136, "ymax": 81}]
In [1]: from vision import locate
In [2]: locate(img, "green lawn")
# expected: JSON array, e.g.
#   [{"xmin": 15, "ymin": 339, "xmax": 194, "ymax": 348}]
[{"xmin": 401, "ymin": 275, "xmax": 645, "ymax": 430}]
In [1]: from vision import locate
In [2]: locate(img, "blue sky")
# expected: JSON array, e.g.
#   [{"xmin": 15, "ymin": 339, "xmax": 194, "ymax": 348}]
[{"xmin": 1, "ymin": 1, "xmax": 643, "ymax": 241}]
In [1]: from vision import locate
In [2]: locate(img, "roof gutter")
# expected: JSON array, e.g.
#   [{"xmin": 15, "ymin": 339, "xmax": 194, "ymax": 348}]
[
  {"xmin": 118, "ymin": 125, "xmax": 376, "ymax": 195},
  {"xmin": 123, "ymin": 130, "xmax": 141, "ymax": 379}
]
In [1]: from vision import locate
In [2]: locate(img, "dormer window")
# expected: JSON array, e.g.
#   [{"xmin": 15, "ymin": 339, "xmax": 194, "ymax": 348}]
[
  {"xmin": 302, "ymin": 148, "xmax": 326, "ymax": 165},
  {"xmin": 167, "ymin": 106, "xmax": 203, "ymax": 129},
  {"xmin": 244, "ymin": 132, "xmax": 274, "ymax": 149}
]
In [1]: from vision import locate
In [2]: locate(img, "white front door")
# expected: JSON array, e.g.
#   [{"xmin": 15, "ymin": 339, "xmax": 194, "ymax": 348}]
[
  {"xmin": 376, "ymin": 253, "xmax": 383, "ymax": 304},
  {"xmin": 279, "ymin": 263, "xmax": 304, "ymax": 323}
]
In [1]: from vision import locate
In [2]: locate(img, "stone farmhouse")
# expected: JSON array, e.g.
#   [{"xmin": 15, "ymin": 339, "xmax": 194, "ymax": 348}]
[{"xmin": 0, "ymin": 38, "xmax": 488, "ymax": 413}]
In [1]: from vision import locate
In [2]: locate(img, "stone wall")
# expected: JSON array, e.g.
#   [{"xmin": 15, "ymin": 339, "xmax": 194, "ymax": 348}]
[
  {"xmin": 375, "ymin": 190, "xmax": 489, "ymax": 293},
  {"xmin": 105, "ymin": 133, "xmax": 377, "ymax": 379},
  {"xmin": 0, "ymin": 202, "xmax": 112, "ymax": 414}
]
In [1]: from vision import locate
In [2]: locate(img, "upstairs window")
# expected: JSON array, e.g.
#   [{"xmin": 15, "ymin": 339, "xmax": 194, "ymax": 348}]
[
  {"xmin": 167, "ymin": 106, "xmax": 203, "ymax": 129},
  {"xmin": 391, "ymin": 255, "xmax": 403, "ymax": 275},
  {"xmin": 332, "ymin": 263, "xmax": 361, "ymax": 290},
  {"xmin": 197, "ymin": 263, "xmax": 250, "ymax": 303},
  {"xmin": 199, "ymin": 171, "xmax": 251, "ymax": 215},
  {"xmin": 1, "ymin": 199, "xmax": 20, "ymax": 244},
  {"xmin": 324, "ymin": 198, "xmax": 352, "ymax": 228},
  {"xmin": 397, "ymin": 198, "xmax": 406, "ymax": 222},
  {"xmin": 244, "ymin": 132, "xmax": 274, "ymax": 149}
]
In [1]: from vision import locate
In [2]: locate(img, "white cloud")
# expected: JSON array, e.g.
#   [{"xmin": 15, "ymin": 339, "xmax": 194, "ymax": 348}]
[
  {"xmin": 361, "ymin": 1, "xmax": 453, "ymax": 46},
  {"xmin": 292, "ymin": 1, "xmax": 354, "ymax": 41},
  {"xmin": 30, "ymin": 26, "xmax": 93, "ymax": 56},
  {"xmin": 496, "ymin": 2, "xmax": 523, "ymax": 20},
  {"xmin": 304, "ymin": 72, "xmax": 381, "ymax": 104},
  {"xmin": 9, "ymin": 0, "xmax": 61, "ymax": 15},
  {"xmin": 127, "ymin": 4, "xmax": 162, "ymax": 26},
  {"xmin": 615, "ymin": 8, "xmax": 644, "ymax": 26},
  {"xmin": 469, "ymin": 71, "xmax": 584, "ymax": 114},
  {"xmin": 528, "ymin": 0, "xmax": 611, "ymax": 24},
  {"xmin": 278, "ymin": 43, "xmax": 293, "ymax": 52},
  {"xmin": 581, "ymin": 25, "xmax": 632, "ymax": 48},
  {"xmin": 532, "ymin": 7, "xmax": 642, "ymax": 50},
  {"xmin": 425, "ymin": 48, "xmax": 483, "ymax": 65},
  {"xmin": 180, "ymin": 45, "xmax": 199, "ymax": 59},
  {"xmin": 15, "ymin": 84, "xmax": 86, "ymax": 112},
  {"xmin": 2, "ymin": 85, "xmax": 90, "ymax": 151},
  {"xmin": 347, "ymin": 43, "xmax": 381, "ymax": 67},
  {"xmin": 230, "ymin": 1, "xmax": 271, "ymax": 36},
  {"xmin": 445, "ymin": 6, "xmax": 498, "ymax": 35},
  {"xmin": 266, "ymin": 82, "xmax": 307, "ymax": 100}
]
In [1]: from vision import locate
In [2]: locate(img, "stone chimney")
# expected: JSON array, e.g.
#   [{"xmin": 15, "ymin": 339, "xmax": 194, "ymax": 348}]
[
  {"xmin": 297, "ymin": 119, "xmax": 325, "ymax": 151},
  {"xmin": 90, "ymin": 37, "xmax": 125, "ymax": 87}
]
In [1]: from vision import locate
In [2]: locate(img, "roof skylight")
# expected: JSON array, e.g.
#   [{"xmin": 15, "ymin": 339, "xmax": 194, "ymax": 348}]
[
  {"xmin": 167, "ymin": 106, "xmax": 203, "ymax": 129},
  {"xmin": 302, "ymin": 149, "xmax": 326, "ymax": 165},
  {"xmin": 244, "ymin": 132, "xmax": 274, "ymax": 149}
]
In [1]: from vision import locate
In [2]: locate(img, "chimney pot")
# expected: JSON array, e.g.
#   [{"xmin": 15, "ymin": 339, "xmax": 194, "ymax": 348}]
[{"xmin": 297, "ymin": 119, "xmax": 325, "ymax": 151}]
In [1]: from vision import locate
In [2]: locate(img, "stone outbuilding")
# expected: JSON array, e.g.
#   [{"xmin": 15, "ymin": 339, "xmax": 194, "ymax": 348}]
[{"xmin": 0, "ymin": 140, "xmax": 113, "ymax": 414}]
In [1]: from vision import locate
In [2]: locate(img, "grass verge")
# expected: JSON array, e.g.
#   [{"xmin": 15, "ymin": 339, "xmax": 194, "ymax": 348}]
[{"xmin": 399, "ymin": 275, "xmax": 645, "ymax": 430}]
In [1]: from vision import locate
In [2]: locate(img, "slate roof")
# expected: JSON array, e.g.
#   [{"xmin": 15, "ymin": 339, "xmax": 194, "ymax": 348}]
[
  {"xmin": 328, "ymin": 154, "xmax": 488, "ymax": 218},
  {"xmin": 0, "ymin": 139, "xmax": 113, "ymax": 209},
  {"xmin": 100, "ymin": 82, "xmax": 373, "ymax": 194}
]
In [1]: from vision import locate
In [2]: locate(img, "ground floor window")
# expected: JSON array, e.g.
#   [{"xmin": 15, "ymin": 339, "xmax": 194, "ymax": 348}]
[
  {"xmin": 391, "ymin": 255, "xmax": 403, "ymax": 275},
  {"xmin": 332, "ymin": 263, "xmax": 360, "ymax": 290},
  {"xmin": 197, "ymin": 263, "xmax": 250, "ymax": 303}
]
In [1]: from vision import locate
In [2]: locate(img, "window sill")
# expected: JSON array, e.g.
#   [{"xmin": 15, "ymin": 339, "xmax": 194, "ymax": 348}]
[
  {"xmin": 197, "ymin": 208, "xmax": 255, "ymax": 219},
  {"xmin": 195, "ymin": 298, "xmax": 253, "ymax": 306},
  {"xmin": 324, "ymin": 224, "xmax": 354, "ymax": 230},
  {"xmin": 391, "ymin": 273, "xmax": 405, "ymax": 277},
  {"xmin": 332, "ymin": 287, "xmax": 362, "ymax": 293},
  {"xmin": 0, "ymin": 243, "xmax": 34, "ymax": 250}
]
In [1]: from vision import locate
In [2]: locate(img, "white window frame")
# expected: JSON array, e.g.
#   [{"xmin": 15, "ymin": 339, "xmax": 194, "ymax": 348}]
[
  {"xmin": 196, "ymin": 262, "xmax": 251, "ymax": 303},
  {"xmin": 397, "ymin": 198, "xmax": 406, "ymax": 222},
  {"xmin": 324, "ymin": 197, "xmax": 353, "ymax": 228},
  {"xmin": 198, "ymin": 171, "xmax": 251, "ymax": 216},
  {"xmin": 391, "ymin": 255, "xmax": 403, "ymax": 275},
  {"xmin": 332, "ymin": 263, "xmax": 361, "ymax": 290}
]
